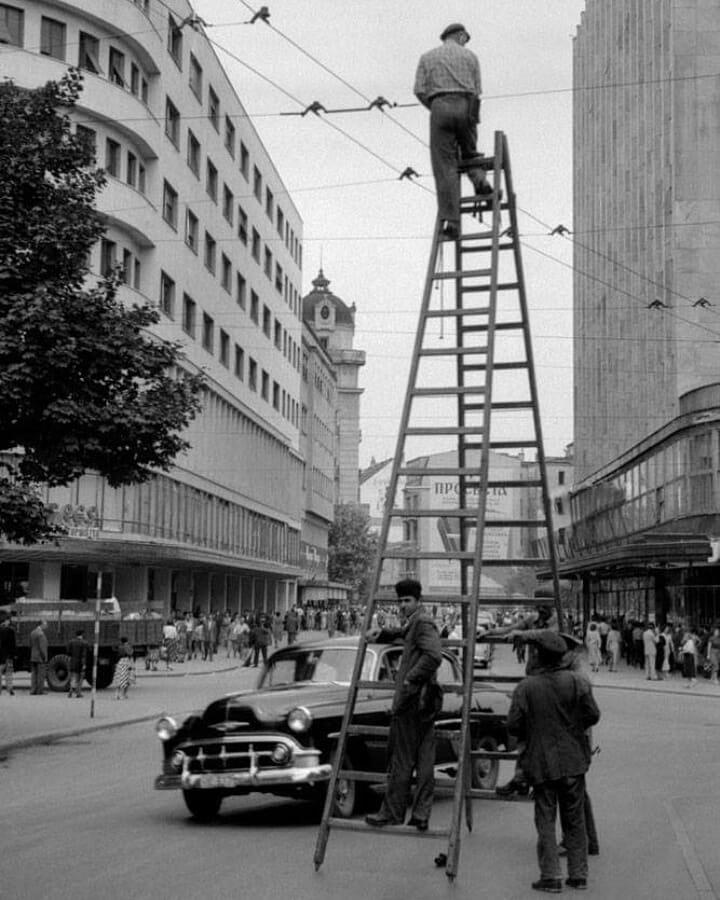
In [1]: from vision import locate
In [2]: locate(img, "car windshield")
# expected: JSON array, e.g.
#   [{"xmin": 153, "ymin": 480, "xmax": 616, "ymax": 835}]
[{"xmin": 259, "ymin": 647, "xmax": 375, "ymax": 687}]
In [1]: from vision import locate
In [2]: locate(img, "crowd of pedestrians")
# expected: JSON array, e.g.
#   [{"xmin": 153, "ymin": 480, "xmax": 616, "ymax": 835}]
[{"xmin": 580, "ymin": 615, "xmax": 720, "ymax": 687}]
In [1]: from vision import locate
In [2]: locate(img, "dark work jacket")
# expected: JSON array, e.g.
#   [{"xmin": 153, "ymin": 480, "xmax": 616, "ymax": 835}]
[
  {"xmin": 67, "ymin": 636, "xmax": 88, "ymax": 673},
  {"xmin": 507, "ymin": 667, "xmax": 600, "ymax": 786},
  {"xmin": 379, "ymin": 609, "xmax": 442, "ymax": 715},
  {"xmin": 0, "ymin": 623, "xmax": 16, "ymax": 662}
]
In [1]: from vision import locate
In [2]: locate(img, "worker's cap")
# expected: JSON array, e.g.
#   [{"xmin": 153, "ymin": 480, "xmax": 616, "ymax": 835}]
[
  {"xmin": 441, "ymin": 23, "xmax": 470, "ymax": 41},
  {"xmin": 529, "ymin": 631, "xmax": 567, "ymax": 656}
]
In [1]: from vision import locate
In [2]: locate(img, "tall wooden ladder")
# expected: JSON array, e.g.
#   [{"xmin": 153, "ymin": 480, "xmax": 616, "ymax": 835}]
[{"xmin": 313, "ymin": 130, "xmax": 563, "ymax": 881}]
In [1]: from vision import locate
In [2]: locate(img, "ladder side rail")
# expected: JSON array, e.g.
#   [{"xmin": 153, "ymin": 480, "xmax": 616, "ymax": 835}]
[
  {"xmin": 446, "ymin": 132, "xmax": 507, "ymax": 879},
  {"xmin": 314, "ymin": 216, "xmax": 446, "ymax": 871},
  {"xmin": 500, "ymin": 133, "xmax": 564, "ymax": 629}
]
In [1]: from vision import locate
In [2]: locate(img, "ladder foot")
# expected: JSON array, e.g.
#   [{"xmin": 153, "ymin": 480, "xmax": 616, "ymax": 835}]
[{"xmin": 434, "ymin": 852, "xmax": 448, "ymax": 868}]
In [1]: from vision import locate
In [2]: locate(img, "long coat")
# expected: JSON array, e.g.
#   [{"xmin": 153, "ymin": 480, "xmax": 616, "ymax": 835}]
[{"xmin": 30, "ymin": 626, "xmax": 48, "ymax": 663}]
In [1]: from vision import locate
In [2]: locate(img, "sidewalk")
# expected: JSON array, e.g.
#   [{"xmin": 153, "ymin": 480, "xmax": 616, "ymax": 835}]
[{"xmin": 0, "ymin": 652, "xmax": 255, "ymax": 754}]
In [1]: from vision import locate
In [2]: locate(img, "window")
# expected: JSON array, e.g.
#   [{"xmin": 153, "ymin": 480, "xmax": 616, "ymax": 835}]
[
  {"xmin": 208, "ymin": 86, "xmax": 220, "ymax": 130},
  {"xmin": 272, "ymin": 381, "xmax": 280, "ymax": 411},
  {"xmin": 187, "ymin": 130, "xmax": 200, "ymax": 177},
  {"xmin": 222, "ymin": 185, "xmax": 234, "ymax": 225},
  {"xmin": 221, "ymin": 254, "xmax": 232, "ymax": 293},
  {"xmin": 248, "ymin": 358, "xmax": 257, "ymax": 392},
  {"xmin": 121, "ymin": 249, "xmax": 133, "ymax": 284},
  {"xmin": 265, "ymin": 187, "xmax": 274, "ymax": 220},
  {"xmin": 250, "ymin": 290, "xmax": 259, "ymax": 323},
  {"xmin": 204, "ymin": 232, "xmax": 216, "ymax": 273},
  {"xmin": 133, "ymin": 258, "xmax": 141, "ymax": 290},
  {"xmin": 162, "ymin": 180, "xmax": 178, "ymax": 229},
  {"xmin": 105, "ymin": 138, "xmax": 121, "ymax": 177},
  {"xmin": 262, "ymin": 305, "xmax": 271, "ymax": 338},
  {"xmin": 138, "ymin": 163, "xmax": 146, "ymax": 194},
  {"xmin": 130, "ymin": 63, "xmax": 139, "ymax": 96},
  {"xmin": 224, "ymin": 116, "xmax": 236, "ymax": 157},
  {"xmin": 100, "ymin": 239, "xmax": 116, "ymax": 276},
  {"xmin": 261, "ymin": 370, "xmax": 269, "ymax": 401},
  {"xmin": 40, "ymin": 16, "xmax": 65, "ymax": 60},
  {"xmin": 264, "ymin": 247, "xmax": 273, "ymax": 279},
  {"xmin": 182, "ymin": 294, "xmax": 196, "ymax": 337},
  {"xmin": 189, "ymin": 54, "xmax": 202, "ymax": 99},
  {"xmin": 78, "ymin": 32, "xmax": 101, "ymax": 73},
  {"xmin": 251, "ymin": 228, "xmax": 260, "ymax": 262},
  {"xmin": 126, "ymin": 151, "xmax": 137, "ymax": 187},
  {"xmin": 202, "ymin": 313, "xmax": 214, "ymax": 353},
  {"xmin": 253, "ymin": 166, "xmax": 262, "ymax": 202},
  {"xmin": 276, "ymin": 206, "xmax": 284, "ymax": 238},
  {"xmin": 165, "ymin": 97, "xmax": 180, "ymax": 147},
  {"xmin": 76, "ymin": 125, "xmax": 96, "ymax": 159},
  {"xmin": 237, "ymin": 205, "xmax": 248, "ymax": 244},
  {"xmin": 275, "ymin": 263, "xmax": 283, "ymax": 293},
  {"xmin": 167, "ymin": 15, "xmax": 183, "ymax": 66},
  {"xmin": 206, "ymin": 158, "xmax": 218, "ymax": 202},
  {"xmin": 108, "ymin": 47, "xmax": 125, "ymax": 86},
  {"xmin": 160, "ymin": 271, "xmax": 175, "ymax": 318},
  {"xmin": 240, "ymin": 142, "xmax": 249, "ymax": 179},
  {"xmin": 236, "ymin": 273, "xmax": 247, "ymax": 309},
  {"xmin": 274, "ymin": 319, "xmax": 282, "ymax": 349},
  {"xmin": 219, "ymin": 330, "xmax": 230, "ymax": 368},
  {"xmin": 141, "ymin": 78, "xmax": 148, "ymax": 105},
  {"xmin": 558, "ymin": 470, "xmax": 565, "ymax": 486},
  {"xmin": 234, "ymin": 345, "xmax": 244, "ymax": 380},
  {"xmin": 185, "ymin": 209, "xmax": 199, "ymax": 253},
  {"xmin": 0, "ymin": 5, "xmax": 24, "ymax": 47}
]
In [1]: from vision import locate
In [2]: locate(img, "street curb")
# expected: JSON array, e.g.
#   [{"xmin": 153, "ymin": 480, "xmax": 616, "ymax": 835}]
[
  {"xmin": 591, "ymin": 681, "xmax": 720, "ymax": 699},
  {"xmin": 135, "ymin": 663, "xmax": 241, "ymax": 679},
  {"xmin": 0, "ymin": 712, "xmax": 163, "ymax": 755}
]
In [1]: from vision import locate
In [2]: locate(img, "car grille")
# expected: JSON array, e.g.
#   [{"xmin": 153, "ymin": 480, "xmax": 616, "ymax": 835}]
[{"xmin": 181, "ymin": 737, "xmax": 292, "ymax": 774}]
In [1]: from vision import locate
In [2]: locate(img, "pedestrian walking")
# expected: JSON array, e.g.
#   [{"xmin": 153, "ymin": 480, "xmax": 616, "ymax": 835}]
[
  {"xmin": 606, "ymin": 622, "xmax": 621, "ymax": 672},
  {"xmin": 252, "ymin": 618, "xmax": 272, "ymax": 667},
  {"xmin": 585, "ymin": 622, "xmax": 602, "ymax": 673},
  {"xmin": 29, "ymin": 619, "xmax": 48, "ymax": 694},
  {"xmin": 707, "ymin": 626, "xmax": 720, "ymax": 684},
  {"xmin": 365, "ymin": 578, "xmax": 443, "ymax": 831},
  {"xmin": 682, "ymin": 631, "xmax": 698, "ymax": 688},
  {"xmin": 162, "ymin": 619, "xmax": 178, "ymax": 670},
  {"xmin": 112, "ymin": 636, "xmax": 134, "ymax": 699},
  {"xmin": 507, "ymin": 630, "xmax": 601, "ymax": 893},
  {"xmin": 642, "ymin": 622, "xmax": 658, "ymax": 680},
  {"xmin": 0, "ymin": 612, "xmax": 17, "ymax": 695},
  {"xmin": 414, "ymin": 23, "xmax": 492, "ymax": 240},
  {"xmin": 67, "ymin": 629, "xmax": 88, "ymax": 698},
  {"xmin": 285, "ymin": 607, "xmax": 299, "ymax": 645},
  {"xmin": 271, "ymin": 611, "xmax": 284, "ymax": 649}
]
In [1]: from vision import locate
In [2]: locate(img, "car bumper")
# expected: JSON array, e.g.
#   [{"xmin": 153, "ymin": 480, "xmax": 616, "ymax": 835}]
[{"xmin": 155, "ymin": 763, "xmax": 332, "ymax": 791}]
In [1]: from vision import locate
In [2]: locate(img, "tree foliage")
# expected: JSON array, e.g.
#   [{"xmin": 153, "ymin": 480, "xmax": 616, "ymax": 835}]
[
  {"xmin": 328, "ymin": 503, "xmax": 378, "ymax": 601},
  {"xmin": 0, "ymin": 70, "xmax": 202, "ymax": 543}
]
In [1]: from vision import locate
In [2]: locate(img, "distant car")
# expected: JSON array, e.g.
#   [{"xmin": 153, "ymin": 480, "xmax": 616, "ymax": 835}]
[
  {"xmin": 154, "ymin": 636, "xmax": 513, "ymax": 822},
  {"xmin": 474, "ymin": 638, "xmax": 494, "ymax": 669}
]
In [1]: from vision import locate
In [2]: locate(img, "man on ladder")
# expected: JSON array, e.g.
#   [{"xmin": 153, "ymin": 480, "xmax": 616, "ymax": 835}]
[
  {"xmin": 365, "ymin": 579, "xmax": 443, "ymax": 831},
  {"xmin": 414, "ymin": 22, "xmax": 493, "ymax": 240}
]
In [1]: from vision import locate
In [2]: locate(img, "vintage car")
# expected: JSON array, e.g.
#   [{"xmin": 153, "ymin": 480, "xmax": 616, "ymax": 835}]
[{"xmin": 154, "ymin": 636, "xmax": 513, "ymax": 821}]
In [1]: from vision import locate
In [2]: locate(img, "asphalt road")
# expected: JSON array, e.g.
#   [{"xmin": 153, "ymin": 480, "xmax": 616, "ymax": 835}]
[{"xmin": 1, "ymin": 670, "xmax": 719, "ymax": 900}]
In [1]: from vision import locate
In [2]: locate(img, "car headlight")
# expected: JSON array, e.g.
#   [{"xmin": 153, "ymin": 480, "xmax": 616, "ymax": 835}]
[
  {"xmin": 287, "ymin": 706, "xmax": 312, "ymax": 733},
  {"xmin": 156, "ymin": 716, "xmax": 178, "ymax": 741}
]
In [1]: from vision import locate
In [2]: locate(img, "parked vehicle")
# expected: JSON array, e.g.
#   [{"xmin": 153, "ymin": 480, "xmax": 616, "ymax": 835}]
[
  {"xmin": 10, "ymin": 598, "xmax": 163, "ymax": 691},
  {"xmin": 154, "ymin": 636, "xmax": 513, "ymax": 822}
]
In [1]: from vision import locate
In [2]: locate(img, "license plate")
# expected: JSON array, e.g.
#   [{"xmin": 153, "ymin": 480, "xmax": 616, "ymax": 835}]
[{"xmin": 196, "ymin": 773, "xmax": 241, "ymax": 789}]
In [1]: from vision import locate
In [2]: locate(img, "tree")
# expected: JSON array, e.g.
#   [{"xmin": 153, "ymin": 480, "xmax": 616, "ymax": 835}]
[
  {"xmin": 328, "ymin": 504, "xmax": 378, "ymax": 602},
  {"xmin": 0, "ymin": 70, "xmax": 202, "ymax": 544}
]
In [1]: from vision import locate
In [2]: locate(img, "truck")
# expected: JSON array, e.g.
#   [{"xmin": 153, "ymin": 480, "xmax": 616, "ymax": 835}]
[{"xmin": 9, "ymin": 598, "xmax": 164, "ymax": 691}]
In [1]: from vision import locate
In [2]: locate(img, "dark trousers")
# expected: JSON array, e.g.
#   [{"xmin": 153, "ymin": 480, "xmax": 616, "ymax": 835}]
[
  {"xmin": 379, "ymin": 704, "xmax": 435, "ymax": 824},
  {"xmin": 533, "ymin": 775, "xmax": 588, "ymax": 881},
  {"xmin": 30, "ymin": 661, "xmax": 46, "ymax": 694},
  {"xmin": 253, "ymin": 644, "xmax": 268, "ymax": 667},
  {"xmin": 429, "ymin": 95, "xmax": 485, "ymax": 226}
]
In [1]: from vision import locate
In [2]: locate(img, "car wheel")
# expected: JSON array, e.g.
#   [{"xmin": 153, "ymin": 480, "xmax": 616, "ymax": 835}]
[
  {"xmin": 183, "ymin": 789, "xmax": 223, "ymax": 821},
  {"xmin": 471, "ymin": 735, "xmax": 499, "ymax": 790},
  {"xmin": 330, "ymin": 749, "xmax": 366, "ymax": 819},
  {"xmin": 46, "ymin": 655, "xmax": 71, "ymax": 692}
]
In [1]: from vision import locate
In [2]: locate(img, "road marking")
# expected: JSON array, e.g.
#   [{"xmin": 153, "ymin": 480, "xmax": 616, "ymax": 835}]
[{"xmin": 663, "ymin": 799, "xmax": 717, "ymax": 898}]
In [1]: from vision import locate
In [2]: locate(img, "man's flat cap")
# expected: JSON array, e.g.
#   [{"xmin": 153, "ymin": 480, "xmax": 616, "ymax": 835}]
[
  {"xmin": 441, "ymin": 23, "xmax": 470, "ymax": 41},
  {"xmin": 530, "ymin": 631, "xmax": 567, "ymax": 656}
]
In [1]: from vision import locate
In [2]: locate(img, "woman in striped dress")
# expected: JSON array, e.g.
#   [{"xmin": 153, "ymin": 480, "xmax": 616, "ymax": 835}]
[{"xmin": 112, "ymin": 637, "xmax": 134, "ymax": 699}]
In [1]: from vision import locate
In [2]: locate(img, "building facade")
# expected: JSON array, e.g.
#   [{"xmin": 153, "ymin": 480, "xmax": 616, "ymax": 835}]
[
  {"xmin": 0, "ymin": 0, "xmax": 307, "ymax": 616},
  {"xmin": 568, "ymin": 0, "xmax": 719, "ymax": 625}
]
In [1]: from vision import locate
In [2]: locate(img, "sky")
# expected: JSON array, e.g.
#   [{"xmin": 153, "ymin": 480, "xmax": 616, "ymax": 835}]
[{"xmin": 194, "ymin": 0, "xmax": 588, "ymax": 466}]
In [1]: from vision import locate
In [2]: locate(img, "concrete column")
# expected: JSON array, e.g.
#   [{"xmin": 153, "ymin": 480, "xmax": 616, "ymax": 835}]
[{"xmin": 194, "ymin": 572, "xmax": 210, "ymax": 615}]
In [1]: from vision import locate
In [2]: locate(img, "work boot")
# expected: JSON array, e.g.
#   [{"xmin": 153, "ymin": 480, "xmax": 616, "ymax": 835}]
[{"xmin": 496, "ymin": 775, "xmax": 530, "ymax": 797}]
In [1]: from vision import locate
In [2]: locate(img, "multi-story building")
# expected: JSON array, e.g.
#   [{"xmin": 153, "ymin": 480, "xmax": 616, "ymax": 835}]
[
  {"xmin": 567, "ymin": 0, "xmax": 718, "ymax": 625},
  {"xmin": 302, "ymin": 270, "xmax": 366, "ymax": 505},
  {"xmin": 0, "ymin": 0, "xmax": 307, "ymax": 616}
]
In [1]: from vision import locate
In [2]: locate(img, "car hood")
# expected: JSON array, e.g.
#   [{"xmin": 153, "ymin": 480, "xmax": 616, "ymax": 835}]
[{"xmin": 200, "ymin": 682, "xmax": 355, "ymax": 731}]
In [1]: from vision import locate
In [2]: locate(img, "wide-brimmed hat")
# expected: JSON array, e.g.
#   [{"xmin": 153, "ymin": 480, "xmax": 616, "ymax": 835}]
[{"xmin": 441, "ymin": 23, "xmax": 470, "ymax": 41}]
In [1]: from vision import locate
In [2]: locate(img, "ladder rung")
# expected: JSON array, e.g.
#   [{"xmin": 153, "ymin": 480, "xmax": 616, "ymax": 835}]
[
  {"xmin": 434, "ymin": 268, "xmax": 492, "ymax": 281},
  {"xmin": 411, "ymin": 386, "xmax": 486, "ymax": 397},
  {"xmin": 489, "ymin": 401, "xmax": 534, "ymax": 410},
  {"xmin": 337, "ymin": 769, "xmax": 388, "ymax": 782},
  {"xmin": 434, "ymin": 785, "xmax": 532, "ymax": 802},
  {"xmin": 425, "ymin": 306, "xmax": 490, "ymax": 318},
  {"xmin": 346, "ymin": 724, "xmax": 391, "ymax": 737},
  {"xmin": 328, "ymin": 818, "xmax": 451, "ymax": 838},
  {"xmin": 419, "ymin": 346, "xmax": 488, "ymax": 357},
  {"xmin": 461, "ymin": 243, "xmax": 515, "ymax": 253},
  {"xmin": 460, "ymin": 321, "xmax": 524, "ymax": 333},
  {"xmin": 462, "ymin": 282, "xmax": 518, "ymax": 293},
  {"xmin": 458, "ymin": 156, "xmax": 495, "ymax": 172},
  {"xmin": 471, "ymin": 750, "xmax": 520, "ymax": 760},
  {"xmin": 405, "ymin": 426, "xmax": 484, "ymax": 436},
  {"xmin": 460, "ymin": 361, "xmax": 528, "ymax": 371}
]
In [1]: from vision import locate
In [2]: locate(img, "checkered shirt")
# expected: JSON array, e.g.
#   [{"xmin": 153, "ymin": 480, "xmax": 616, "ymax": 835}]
[{"xmin": 414, "ymin": 42, "xmax": 482, "ymax": 101}]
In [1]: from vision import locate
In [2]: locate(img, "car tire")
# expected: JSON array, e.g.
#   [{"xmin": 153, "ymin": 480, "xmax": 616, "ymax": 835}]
[
  {"xmin": 471, "ymin": 735, "xmax": 499, "ymax": 790},
  {"xmin": 183, "ymin": 789, "xmax": 223, "ymax": 821},
  {"xmin": 46, "ymin": 654, "xmax": 71, "ymax": 692},
  {"xmin": 330, "ymin": 749, "xmax": 366, "ymax": 819}
]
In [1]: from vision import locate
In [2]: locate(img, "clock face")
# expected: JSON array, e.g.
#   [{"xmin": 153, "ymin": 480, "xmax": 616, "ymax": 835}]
[{"xmin": 320, "ymin": 305, "xmax": 330, "ymax": 320}]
